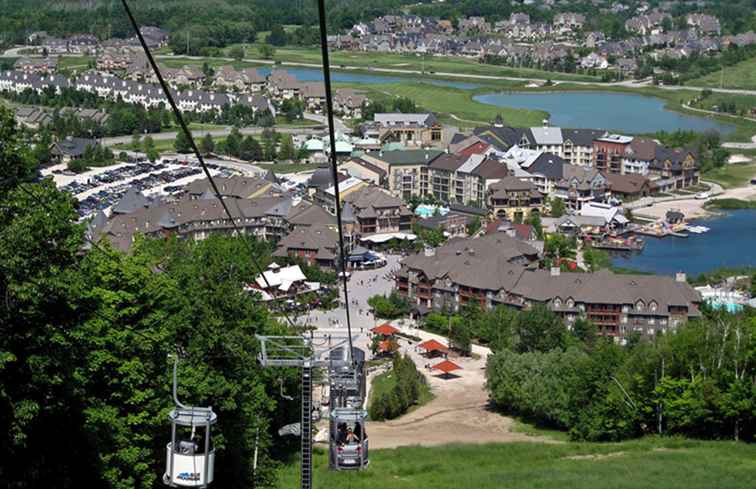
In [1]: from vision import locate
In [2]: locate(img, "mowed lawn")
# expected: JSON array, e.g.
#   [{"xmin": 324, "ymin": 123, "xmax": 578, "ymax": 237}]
[
  {"xmin": 687, "ymin": 55, "xmax": 756, "ymax": 90},
  {"xmin": 275, "ymin": 438, "xmax": 756, "ymax": 489},
  {"xmin": 703, "ymin": 163, "xmax": 756, "ymax": 188},
  {"xmin": 361, "ymin": 82, "xmax": 547, "ymax": 128},
  {"xmin": 267, "ymin": 47, "xmax": 600, "ymax": 83}
]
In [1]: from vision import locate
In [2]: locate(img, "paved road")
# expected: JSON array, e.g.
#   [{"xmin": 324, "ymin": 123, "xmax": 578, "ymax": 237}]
[
  {"xmin": 722, "ymin": 135, "xmax": 756, "ymax": 150},
  {"xmin": 624, "ymin": 180, "xmax": 725, "ymax": 211},
  {"xmin": 303, "ymin": 112, "xmax": 352, "ymax": 134}
]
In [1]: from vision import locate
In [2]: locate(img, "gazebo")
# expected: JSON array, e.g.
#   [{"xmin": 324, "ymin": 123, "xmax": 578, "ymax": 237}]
[
  {"xmin": 371, "ymin": 323, "xmax": 399, "ymax": 337},
  {"xmin": 417, "ymin": 339, "xmax": 449, "ymax": 358},
  {"xmin": 431, "ymin": 359, "xmax": 462, "ymax": 379}
]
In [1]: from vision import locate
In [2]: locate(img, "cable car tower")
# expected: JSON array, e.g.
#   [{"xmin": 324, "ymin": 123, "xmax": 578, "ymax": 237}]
[{"xmin": 257, "ymin": 333, "xmax": 368, "ymax": 489}]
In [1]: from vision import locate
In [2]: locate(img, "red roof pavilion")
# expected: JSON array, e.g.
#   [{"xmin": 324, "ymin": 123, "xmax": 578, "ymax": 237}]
[
  {"xmin": 431, "ymin": 359, "xmax": 462, "ymax": 374},
  {"xmin": 371, "ymin": 323, "xmax": 399, "ymax": 336},
  {"xmin": 418, "ymin": 339, "xmax": 449, "ymax": 353}
]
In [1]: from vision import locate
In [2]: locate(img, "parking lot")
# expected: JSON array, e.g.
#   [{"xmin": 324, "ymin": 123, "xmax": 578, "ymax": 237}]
[{"xmin": 51, "ymin": 158, "xmax": 237, "ymax": 219}]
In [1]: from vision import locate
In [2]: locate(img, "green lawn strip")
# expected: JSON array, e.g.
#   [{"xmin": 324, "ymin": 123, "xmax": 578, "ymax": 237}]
[
  {"xmin": 702, "ymin": 163, "xmax": 756, "ymax": 189},
  {"xmin": 58, "ymin": 56, "xmax": 94, "ymax": 69},
  {"xmin": 276, "ymin": 438, "xmax": 756, "ymax": 489},
  {"xmin": 274, "ymin": 115, "xmax": 321, "ymax": 127},
  {"xmin": 510, "ymin": 417, "xmax": 570, "ymax": 442},
  {"xmin": 686, "ymin": 54, "xmax": 756, "ymax": 91},
  {"xmin": 256, "ymin": 162, "xmax": 323, "ymax": 173},
  {"xmin": 256, "ymin": 46, "xmax": 600, "ymax": 83},
  {"xmin": 355, "ymin": 82, "xmax": 546, "ymax": 128}
]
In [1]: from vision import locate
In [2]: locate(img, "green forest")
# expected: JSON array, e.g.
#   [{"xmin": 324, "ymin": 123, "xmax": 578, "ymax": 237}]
[
  {"xmin": 0, "ymin": 105, "xmax": 300, "ymax": 488},
  {"xmin": 484, "ymin": 305, "xmax": 756, "ymax": 442}
]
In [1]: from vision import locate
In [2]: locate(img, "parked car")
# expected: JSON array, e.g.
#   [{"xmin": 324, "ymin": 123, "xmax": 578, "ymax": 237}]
[{"xmin": 695, "ymin": 192, "xmax": 710, "ymax": 200}]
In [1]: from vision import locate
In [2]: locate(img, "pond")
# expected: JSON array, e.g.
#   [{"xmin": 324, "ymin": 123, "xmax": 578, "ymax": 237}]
[
  {"xmin": 611, "ymin": 209, "xmax": 756, "ymax": 277},
  {"xmin": 255, "ymin": 67, "xmax": 481, "ymax": 89},
  {"xmin": 473, "ymin": 91, "xmax": 736, "ymax": 134}
]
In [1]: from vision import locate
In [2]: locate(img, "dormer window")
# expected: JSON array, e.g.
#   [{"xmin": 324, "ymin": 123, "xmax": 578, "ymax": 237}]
[
  {"xmin": 649, "ymin": 301, "xmax": 658, "ymax": 312},
  {"xmin": 636, "ymin": 300, "xmax": 644, "ymax": 311}
]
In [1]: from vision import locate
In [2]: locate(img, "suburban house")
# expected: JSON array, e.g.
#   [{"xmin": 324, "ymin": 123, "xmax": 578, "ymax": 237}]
[
  {"xmin": 267, "ymin": 69, "xmax": 302, "ymax": 99},
  {"xmin": 333, "ymin": 88, "xmax": 368, "ymax": 118},
  {"xmin": 213, "ymin": 65, "xmax": 266, "ymax": 92},
  {"xmin": 51, "ymin": 136, "xmax": 100, "ymax": 163},
  {"xmin": 14, "ymin": 57, "xmax": 58, "ymax": 74}
]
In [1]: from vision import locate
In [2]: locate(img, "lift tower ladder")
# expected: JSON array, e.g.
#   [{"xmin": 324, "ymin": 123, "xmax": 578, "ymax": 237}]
[{"xmin": 256, "ymin": 334, "xmax": 359, "ymax": 489}]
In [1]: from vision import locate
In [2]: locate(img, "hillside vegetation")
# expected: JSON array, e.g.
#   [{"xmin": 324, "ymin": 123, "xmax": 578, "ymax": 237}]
[{"xmin": 687, "ymin": 55, "xmax": 756, "ymax": 91}]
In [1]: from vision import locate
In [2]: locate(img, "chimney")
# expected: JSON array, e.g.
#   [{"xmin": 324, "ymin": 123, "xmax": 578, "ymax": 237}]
[
  {"xmin": 675, "ymin": 272, "xmax": 686, "ymax": 283},
  {"xmin": 550, "ymin": 266, "xmax": 560, "ymax": 277},
  {"xmin": 543, "ymin": 118, "xmax": 550, "ymax": 127}
]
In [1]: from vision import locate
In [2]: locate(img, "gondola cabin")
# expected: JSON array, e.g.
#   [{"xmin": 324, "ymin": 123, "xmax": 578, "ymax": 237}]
[
  {"xmin": 329, "ymin": 407, "xmax": 368, "ymax": 470},
  {"xmin": 164, "ymin": 406, "xmax": 217, "ymax": 488}
]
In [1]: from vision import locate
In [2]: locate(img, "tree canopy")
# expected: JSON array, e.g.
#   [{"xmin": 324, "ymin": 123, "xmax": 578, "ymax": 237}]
[{"xmin": 0, "ymin": 106, "xmax": 299, "ymax": 488}]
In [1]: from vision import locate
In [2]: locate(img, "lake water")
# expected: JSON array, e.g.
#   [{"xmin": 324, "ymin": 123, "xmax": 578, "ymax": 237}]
[
  {"xmin": 473, "ymin": 91, "xmax": 736, "ymax": 134},
  {"xmin": 255, "ymin": 66, "xmax": 481, "ymax": 89},
  {"xmin": 611, "ymin": 209, "xmax": 756, "ymax": 276},
  {"xmin": 259, "ymin": 68, "xmax": 733, "ymax": 134}
]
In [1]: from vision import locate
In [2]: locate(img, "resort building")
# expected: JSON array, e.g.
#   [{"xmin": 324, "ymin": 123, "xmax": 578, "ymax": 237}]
[
  {"xmin": 362, "ymin": 113, "xmax": 449, "ymax": 147},
  {"xmin": 272, "ymin": 225, "xmax": 341, "ymax": 269},
  {"xmin": 487, "ymin": 176, "xmax": 544, "ymax": 222},
  {"xmin": 593, "ymin": 134, "xmax": 633, "ymax": 174},
  {"xmin": 340, "ymin": 185, "xmax": 414, "ymax": 239},
  {"xmin": 359, "ymin": 149, "xmax": 443, "ymax": 200},
  {"xmin": 395, "ymin": 233, "xmax": 702, "ymax": 339}
]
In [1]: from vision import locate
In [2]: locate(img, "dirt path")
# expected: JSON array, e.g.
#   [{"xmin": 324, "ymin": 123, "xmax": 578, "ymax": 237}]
[{"xmin": 366, "ymin": 339, "xmax": 555, "ymax": 449}]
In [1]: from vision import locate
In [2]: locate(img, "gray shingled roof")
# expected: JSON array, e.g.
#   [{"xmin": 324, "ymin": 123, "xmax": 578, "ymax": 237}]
[
  {"xmin": 401, "ymin": 233, "xmax": 538, "ymax": 291},
  {"xmin": 112, "ymin": 187, "xmax": 149, "ymax": 214}
]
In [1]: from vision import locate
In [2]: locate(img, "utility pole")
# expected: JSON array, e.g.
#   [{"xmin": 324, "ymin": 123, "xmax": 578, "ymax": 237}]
[{"xmin": 720, "ymin": 65, "xmax": 724, "ymax": 89}]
